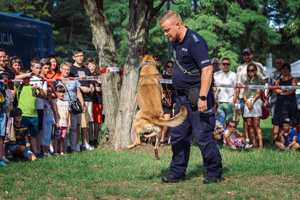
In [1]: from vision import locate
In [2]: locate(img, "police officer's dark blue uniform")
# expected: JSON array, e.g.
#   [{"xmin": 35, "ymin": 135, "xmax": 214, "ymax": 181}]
[{"xmin": 161, "ymin": 27, "xmax": 223, "ymax": 183}]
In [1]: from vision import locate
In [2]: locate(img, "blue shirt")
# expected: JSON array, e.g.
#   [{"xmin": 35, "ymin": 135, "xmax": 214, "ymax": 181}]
[
  {"xmin": 172, "ymin": 28, "xmax": 214, "ymax": 108},
  {"xmin": 287, "ymin": 128, "xmax": 300, "ymax": 144},
  {"xmin": 172, "ymin": 28, "xmax": 211, "ymax": 90}
]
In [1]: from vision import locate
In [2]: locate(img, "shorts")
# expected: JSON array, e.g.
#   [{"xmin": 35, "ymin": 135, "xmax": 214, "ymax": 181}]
[
  {"xmin": 0, "ymin": 113, "xmax": 7, "ymax": 137},
  {"xmin": 92, "ymin": 102, "xmax": 103, "ymax": 124},
  {"xmin": 80, "ymin": 101, "xmax": 93, "ymax": 128},
  {"xmin": 243, "ymin": 98, "xmax": 262, "ymax": 118},
  {"xmin": 55, "ymin": 127, "xmax": 68, "ymax": 139},
  {"xmin": 22, "ymin": 116, "xmax": 39, "ymax": 137}
]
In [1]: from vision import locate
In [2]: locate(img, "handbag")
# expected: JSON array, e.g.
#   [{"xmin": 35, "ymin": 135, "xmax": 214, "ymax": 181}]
[
  {"xmin": 260, "ymin": 92, "xmax": 269, "ymax": 120},
  {"xmin": 62, "ymin": 82, "xmax": 83, "ymax": 114}
]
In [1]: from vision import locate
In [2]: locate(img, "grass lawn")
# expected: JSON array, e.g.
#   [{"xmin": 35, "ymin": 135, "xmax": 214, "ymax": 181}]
[{"xmin": 1, "ymin": 118, "xmax": 300, "ymax": 200}]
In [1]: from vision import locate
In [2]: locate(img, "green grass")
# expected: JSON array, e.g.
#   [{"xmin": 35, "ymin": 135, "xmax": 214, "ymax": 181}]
[{"xmin": 1, "ymin": 118, "xmax": 300, "ymax": 200}]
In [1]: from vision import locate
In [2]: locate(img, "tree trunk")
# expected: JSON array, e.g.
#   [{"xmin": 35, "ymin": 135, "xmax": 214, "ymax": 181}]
[
  {"xmin": 83, "ymin": 0, "xmax": 166, "ymax": 149},
  {"xmin": 83, "ymin": 0, "xmax": 120, "ymax": 141},
  {"xmin": 112, "ymin": 0, "xmax": 156, "ymax": 149}
]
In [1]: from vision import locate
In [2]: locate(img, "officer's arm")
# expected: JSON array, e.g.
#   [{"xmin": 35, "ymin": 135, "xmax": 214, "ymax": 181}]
[{"xmin": 199, "ymin": 65, "xmax": 213, "ymax": 98}]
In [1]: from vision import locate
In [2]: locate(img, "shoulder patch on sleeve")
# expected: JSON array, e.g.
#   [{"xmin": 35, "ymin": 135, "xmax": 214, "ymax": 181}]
[
  {"xmin": 192, "ymin": 34, "xmax": 200, "ymax": 43},
  {"xmin": 201, "ymin": 59, "xmax": 210, "ymax": 65}
]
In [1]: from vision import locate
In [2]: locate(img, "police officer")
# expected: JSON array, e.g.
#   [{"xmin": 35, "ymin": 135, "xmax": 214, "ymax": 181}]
[{"xmin": 160, "ymin": 11, "xmax": 223, "ymax": 184}]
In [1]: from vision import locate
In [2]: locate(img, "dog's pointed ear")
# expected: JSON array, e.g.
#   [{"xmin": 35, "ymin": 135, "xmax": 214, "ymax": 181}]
[{"xmin": 142, "ymin": 55, "xmax": 156, "ymax": 63}]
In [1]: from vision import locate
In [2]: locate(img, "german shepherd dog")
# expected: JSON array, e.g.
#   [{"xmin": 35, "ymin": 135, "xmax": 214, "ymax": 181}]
[{"xmin": 128, "ymin": 55, "xmax": 187, "ymax": 159}]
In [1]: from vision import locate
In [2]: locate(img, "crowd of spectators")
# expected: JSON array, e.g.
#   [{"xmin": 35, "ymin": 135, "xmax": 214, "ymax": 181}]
[
  {"xmin": 0, "ymin": 48, "xmax": 103, "ymax": 166},
  {"xmin": 160, "ymin": 48, "xmax": 300, "ymax": 151},
  {"xmin": 1, "ymin": 46, "xmax": 300, "ymax": 167}
]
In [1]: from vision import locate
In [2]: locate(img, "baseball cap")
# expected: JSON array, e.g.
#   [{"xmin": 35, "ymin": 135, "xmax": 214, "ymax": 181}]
[{"xmin": 242, "ymin": 48, "xmax": 252, "ymax": 55}]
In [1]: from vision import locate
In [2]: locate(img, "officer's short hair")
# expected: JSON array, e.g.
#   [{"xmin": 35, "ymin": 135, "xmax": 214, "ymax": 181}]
[{"xmin": 160, "ymin": 10, "xmax": 182, "ymax": 25}]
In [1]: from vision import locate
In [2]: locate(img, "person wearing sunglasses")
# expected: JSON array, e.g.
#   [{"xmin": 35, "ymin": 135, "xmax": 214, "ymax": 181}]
[
  {"xmin": 243, "ymin": 63, "xmax": 264, "ymax": 148},
  {"xmin": 214, "ymin": 57, "xmax": 236, "ymax": 125}
]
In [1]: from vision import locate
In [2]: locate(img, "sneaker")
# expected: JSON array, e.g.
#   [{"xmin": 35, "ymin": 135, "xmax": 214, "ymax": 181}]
[
  {"xmin": 161, "ymin": 173, "xmax": 185, "ymax": 183},
  {"xmin": 84, "ymin": 143, "xmax": 94, "ymax": 151},
  {"xmin": 0, "ymin": 160, "xmax": 7, "ymax": 167},
  {"xmin": 74, "ymin": 144, "xmax": 81, "ymax": 152},
  {"xmin": 203, "ymin": 176, "xmax": 225, "ymax": 184},
  {"xmin": 2, "ymin": 157, "xmax": 10, "ymax": 164},
  {"xmin": 49, "ymin": 144, "xmax": 54, "ymax": 154},
  {"xmin": 245, "ymin": 144, "xmax": 253, "ymax": 149}
]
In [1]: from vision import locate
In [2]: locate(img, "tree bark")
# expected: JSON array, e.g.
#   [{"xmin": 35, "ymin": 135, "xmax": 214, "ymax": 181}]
[{"xmin": 83, "ymin": 0, "xmax": 120, "ymax": 141}]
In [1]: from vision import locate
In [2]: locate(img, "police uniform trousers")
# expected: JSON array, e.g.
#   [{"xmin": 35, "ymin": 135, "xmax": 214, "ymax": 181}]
[{"xmin": 169, "ymin": 95, "xmax": 223, "ymax": 178}]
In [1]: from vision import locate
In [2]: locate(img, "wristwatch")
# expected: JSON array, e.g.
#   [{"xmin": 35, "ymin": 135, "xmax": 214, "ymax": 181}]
[{"xmin": 199, "ymin": 96, "xmax": 207, "ymax": 101}]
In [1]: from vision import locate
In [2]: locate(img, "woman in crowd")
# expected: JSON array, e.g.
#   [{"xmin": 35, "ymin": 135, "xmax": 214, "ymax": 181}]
[
  {"xmin": 87, "ymin": 58, "xmax": 102, "ymax": 147},
  {"xmin": 272, "ymin": 63, "xmax": 300, "ymax": 141},
  {"xmin": 243, "ymin": 63, "xmax": 264, "ymax": 148},
  {"xmin": 47, "ymin": 55, "xmax": 60, "ymax": 79}
]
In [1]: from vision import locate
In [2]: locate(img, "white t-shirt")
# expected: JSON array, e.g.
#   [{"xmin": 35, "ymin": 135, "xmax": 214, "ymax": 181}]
[
  {"xmin": 30, "ymin": 76, "xmax": 48, "ymax": 110},
  {"xmin": 55, "ymin": 99, "xmax": 69, "ymax": 127},
  {"xmin": 214, "ymin": 71, "xmax": 236, "ymax": 103}
]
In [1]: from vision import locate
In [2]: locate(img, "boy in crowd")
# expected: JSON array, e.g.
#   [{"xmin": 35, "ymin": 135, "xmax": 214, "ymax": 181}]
[
  {"xmin": 6, "ymin": 108, "xmax": 37, "ymax": 161},
  {"xmin": 18, "ymin": 58, "xmax": 45, "ymax": 156},
  {"xmin": 275, "ymin": 118, "xmax": 300, "ymax": 150}
]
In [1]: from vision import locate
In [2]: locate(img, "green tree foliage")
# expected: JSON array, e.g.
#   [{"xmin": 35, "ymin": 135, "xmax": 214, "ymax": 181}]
[{"xmin": 1, "ymin": 0, "xmax": 300, "ymax": 66}]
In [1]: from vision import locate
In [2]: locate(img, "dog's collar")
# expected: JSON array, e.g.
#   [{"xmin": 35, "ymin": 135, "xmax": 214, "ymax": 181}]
[{"xmin": 138, "ymin": 61, "xmax": 157, "ymax": 70}]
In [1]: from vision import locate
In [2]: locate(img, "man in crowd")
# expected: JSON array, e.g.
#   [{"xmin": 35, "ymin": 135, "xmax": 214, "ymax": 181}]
[
  {"xmin": 214, "ymin": 57, "xmax": 236, "ymax": 125},
  {"xmin": 70, "ymin": 49, "xmax": 94, "ymax": 151},
  {"xmin": 160, "ymin": 10, "xmax": 223, "ymax": 184}
]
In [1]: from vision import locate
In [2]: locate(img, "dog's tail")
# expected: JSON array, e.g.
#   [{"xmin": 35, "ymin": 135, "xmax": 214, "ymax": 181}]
[{"xmin": 152, "ymin": 106, "xmax": 188, "ymax": 127}]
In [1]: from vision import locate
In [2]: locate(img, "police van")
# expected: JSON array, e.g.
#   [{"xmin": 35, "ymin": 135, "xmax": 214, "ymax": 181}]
[{"xmin": 0, "ymin": 12, "xmax": 54, "ymax": 67}]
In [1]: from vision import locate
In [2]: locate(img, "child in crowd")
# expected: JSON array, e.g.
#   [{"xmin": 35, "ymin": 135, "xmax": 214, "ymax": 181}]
[
  {"xmin": 213, "ymin": 121, "xmax": 224, "ymax": 146},
  {"xmin": 223, "ymin": 120, "xmax": 252, "ymax": 149},
  {"xmin": 6, "ymin": 108, "xmax": 36, "ymax": 161},
  {"xmin": 18, "ymin": 59, "xmax": 45, "ymax": 156},
  {"xmin": 41, "ymin": 87, "xmax": 56, "ymax": 157},
  {"xmin": 275, "ymin": 118, "xmax": 300, "ymax": 150},
  {"xmin": 53, "ymin": 84, "xmax": 70, "ymax": 155}
]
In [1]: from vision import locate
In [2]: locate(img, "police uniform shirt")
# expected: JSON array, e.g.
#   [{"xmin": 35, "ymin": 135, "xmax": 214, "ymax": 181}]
[{"xmin": 172, "ymin": 28, "xmax": 211, "ymax": 90}]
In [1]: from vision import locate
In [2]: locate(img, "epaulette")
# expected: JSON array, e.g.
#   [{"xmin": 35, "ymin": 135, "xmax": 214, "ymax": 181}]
[{"xmin": 192, "ymin": 34, "xmax": 200, "ymax": 42}]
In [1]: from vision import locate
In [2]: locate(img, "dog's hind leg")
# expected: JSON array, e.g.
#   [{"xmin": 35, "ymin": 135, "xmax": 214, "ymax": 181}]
[
  {"xmin": 154, "ymin": 127, "xmax": 162, "ymax": 160},
  {"xmin": 154, "ymin": 135, "xmax": 160, "ymax": 160},
  {"xmin": 127, "ymin": 121, "xmax": 142, "ymax": 149}
]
